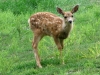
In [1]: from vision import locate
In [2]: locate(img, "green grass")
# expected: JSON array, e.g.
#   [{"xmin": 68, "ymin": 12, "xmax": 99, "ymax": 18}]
[{"xmin": 0, "ymin": 0, "xmax": 100, "ymax": 75}]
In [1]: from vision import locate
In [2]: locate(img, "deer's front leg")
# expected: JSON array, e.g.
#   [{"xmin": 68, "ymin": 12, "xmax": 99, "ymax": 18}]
[
  {"xmin": 53, "ymin": 37, "xmax": 64, "ymax": 64},
  {"xmin": 60, "ymin": 39, "xmax": 65, "ymax": 64}
]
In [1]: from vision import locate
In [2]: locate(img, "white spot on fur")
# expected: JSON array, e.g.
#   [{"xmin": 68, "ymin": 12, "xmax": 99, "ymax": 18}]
[
  {"xmin": 50, "ymin": 15, "xmax": 55, "ymax": 18},
  {"xmin": 35, "ymin": 22, "xmax": 38, "ymax": 24},
  {"xmin": 37, "ymin": 19, "xmax": 40, "ymax": 22},
  {"xmin": 48, "ymin": 22, "xmax": 53, "ymax": 24},
  {"xmin": 31, "ymin": 18, "xmax": 35, "ymax": 20}
]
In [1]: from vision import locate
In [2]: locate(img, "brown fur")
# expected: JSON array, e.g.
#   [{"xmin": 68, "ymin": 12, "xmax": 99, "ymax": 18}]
[
  {"xmin": 28, "ymin": 5, "xmax": 79, "ymax": 68},
  {"xmin": 30, "ymin": 12, "xmax": 62, "ymax": 36}
]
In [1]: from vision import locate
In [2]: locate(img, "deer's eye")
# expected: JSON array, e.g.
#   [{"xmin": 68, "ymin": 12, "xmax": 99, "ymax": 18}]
[
  {"xmin": 72, "ymin": 15, "xmax": 73, "ymax": 17},
  {"xmin": 64, "ymin": 16, "xmax": 67, "ymax": 18}
]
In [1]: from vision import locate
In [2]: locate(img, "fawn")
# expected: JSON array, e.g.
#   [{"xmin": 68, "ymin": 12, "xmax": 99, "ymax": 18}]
[{"xmin": 28, "ymin": 5, "xmax": 79, "ymax": 68}]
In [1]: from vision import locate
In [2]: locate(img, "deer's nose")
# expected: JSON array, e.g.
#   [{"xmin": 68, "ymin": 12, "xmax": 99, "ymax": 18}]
[{"xmin": 68, "ymin": 20, "xmax": 72, "ymax": 24}]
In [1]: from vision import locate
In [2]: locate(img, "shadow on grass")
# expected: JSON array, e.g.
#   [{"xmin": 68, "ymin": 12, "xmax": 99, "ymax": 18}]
[{"xmin": 41, "ymin": 57, "xmax": 60, "ymax": 67}]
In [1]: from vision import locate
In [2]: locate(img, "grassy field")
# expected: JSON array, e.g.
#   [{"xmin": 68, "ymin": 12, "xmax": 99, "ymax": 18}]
[{"xmin": 0, "ymin": 0, "xmax": 100, "ymax": 75}]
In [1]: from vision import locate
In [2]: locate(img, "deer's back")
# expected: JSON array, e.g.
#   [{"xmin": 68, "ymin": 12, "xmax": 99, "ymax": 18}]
[{"xmin": 29, "ymin": 12, "xmax": 63, "ymax": 36}]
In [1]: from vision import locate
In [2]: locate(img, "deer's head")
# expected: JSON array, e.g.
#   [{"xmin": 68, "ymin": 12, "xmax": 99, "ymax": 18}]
[{"xmin": 57, "ymin": 5, "xmax": 79, "ymax": 24}]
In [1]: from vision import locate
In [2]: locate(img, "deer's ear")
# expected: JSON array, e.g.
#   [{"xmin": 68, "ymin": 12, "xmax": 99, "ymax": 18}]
[
  {"xmin": 71, "ymin": 5, "xmax": 79, "ymax": 13},
  {"xmin": 57, "ymin": 7, "xmax": 64, "ymax": 15}
]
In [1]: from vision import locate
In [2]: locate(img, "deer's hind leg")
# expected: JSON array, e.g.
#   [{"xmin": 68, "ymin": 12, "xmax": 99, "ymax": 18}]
[{"xmin": 32, "ymin": 30, "xmax": 43, "ymax": 68}]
